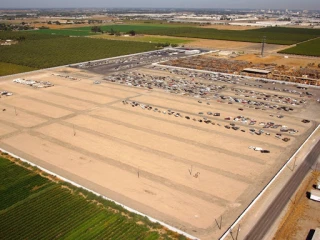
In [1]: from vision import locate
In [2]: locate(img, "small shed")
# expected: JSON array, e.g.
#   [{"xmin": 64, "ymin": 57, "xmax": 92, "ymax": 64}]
[{"xmin": 242, "ymin": 68, "xmax": 271, "ymax": 75}]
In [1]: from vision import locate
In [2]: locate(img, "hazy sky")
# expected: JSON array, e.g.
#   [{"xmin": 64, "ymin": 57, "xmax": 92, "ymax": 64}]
[{"xmin": 1, "ymin": 0, "xmax": 319, "ymax": 10}]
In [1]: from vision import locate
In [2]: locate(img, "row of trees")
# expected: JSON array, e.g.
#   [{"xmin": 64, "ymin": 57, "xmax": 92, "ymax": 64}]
[
  {"xmin": 90, "ymin": 26, "xmax": 136, "ymax": 36},
  {"xmin": 0, "ymin": 23, "xmax": 34, "ymax": 31},
  {"xmin": 156, "ymin": 42, "xmax": 178, "ymax": 48}
]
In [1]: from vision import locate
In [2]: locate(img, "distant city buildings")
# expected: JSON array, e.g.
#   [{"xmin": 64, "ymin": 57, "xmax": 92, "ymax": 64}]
[{"xmin": 0, "ymin": 8, "xmax": 319, "ymax": 28}]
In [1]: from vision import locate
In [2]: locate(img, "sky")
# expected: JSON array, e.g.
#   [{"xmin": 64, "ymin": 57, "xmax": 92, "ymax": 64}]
[{"xmin": 1, "ymin": 0, "xmax": 319, "ymax": 10}]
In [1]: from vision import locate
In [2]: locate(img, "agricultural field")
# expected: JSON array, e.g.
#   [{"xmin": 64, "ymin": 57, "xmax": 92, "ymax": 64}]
[
  {"xmin": 67, "ymin": 23, "xmax": 184, "ymax": 34},
  {"xmin": 0, "ymin": 31, "xmax": 66, "ymax": 40},
  {"xmin": 0, "ymin": 33, "xmax": 156, "ymax": 69},
  {"xmin": 279, "ymin": 38, "xmax": 320, "ymax": 57},
  {"xmin": 0, "ymin": 154, "xmax": 186, "ymax": 240},
  {"xmin": 90, "ymin": 34, "xmax": 192, "ymax": 45},
  {"xmin": 140, "ymin": 27, "xmax": 320, "ymax": 45},
  {"xmin": 33, "ymin": 28, "xmax": 99, "ymax": 36},
  {"xmin": 0, "ymin": 62, "xmax": 37, "ymax": 76},
  {"xmin": 64, "ymin": 25, "xmax": 320, "ymax": 45}
]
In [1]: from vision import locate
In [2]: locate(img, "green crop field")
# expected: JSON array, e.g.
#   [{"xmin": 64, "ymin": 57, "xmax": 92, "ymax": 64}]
[
  {"xmin": 0, "ymin": 62, "xmax": 37, "ymax": 76},
  {"xmin": 279, "ymin": 37, "xmax": 320, "ymax": 56},
  {"xmin": 0, "ymin": 155, "xmax": 186, "ymax": 240},
  {"xmin": 0, "ymin": 32, "xmax": 156, "ymax": 69},
  {"xmin": 32, "ymin": 29, "xmax": 99, "ymax": 36},
  {"xmin": 139, "ymin": 27, "xmax": 320, "ymax": 45},
  {"xmin": 66, "ymin": 24, "xmax": 176, "ymax": 34},
  {"xmin": 0, "ymin": 31, "xmax": 69, "ymax": 40},
  {"xmin": 64, "ymin": 25, "xmax": 320, "ymax": 45}
]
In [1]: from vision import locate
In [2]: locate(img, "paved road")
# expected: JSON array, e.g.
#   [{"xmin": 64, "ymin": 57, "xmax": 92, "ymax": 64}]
[{"xmin": 245, "ymin": 139, "xmax": 320, "ymax": 240}]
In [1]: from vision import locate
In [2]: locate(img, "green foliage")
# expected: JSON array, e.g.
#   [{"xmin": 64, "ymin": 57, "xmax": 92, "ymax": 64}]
[
  {"xmin": 140, "ymin": 27, "xmax": 320, "ymax": 45},
  {"xmin": 156, "ymin": 42, "xmax": 171, "ymax": 48},
  {"xmin": 0, "ymin": 62, "xmax": 37, "ymax": 76},
  {"xmin": 0, "ymin": 31, "xmax": 66, "ymax": 41},
  {"xmin": 0, "ymin": 156, "xmax": 186, "ymax": 240},
  {"xmin": 109, "ymin": 27, "xmax": 115, "ymax": 35},
  {"xmin": 279, "ymin": 38, "xmax": 320, "ymax": 56},
  {"xmin": 91, "ymin": 26, "xmax": 103, "ymax": 33},
  {"xmin": 0, "ymin": 37, "xmax": 156, "ymax": 69},
  {"xmin": 30, "ymin": 29, "xmax": 97, "ymax": 36},
  {"xmin": 65, "ymin": 25, "xmax": 320, "ymax": 45},
  {"xmin": 128, "ymin": 30, "xmax": 136, "ymax": 36},
  {"xmin": 68, "ymin": 24, "xmax": 178, "ymax": 34}
]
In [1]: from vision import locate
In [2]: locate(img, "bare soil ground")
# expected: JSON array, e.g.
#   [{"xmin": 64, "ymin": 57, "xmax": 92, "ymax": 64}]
[
  {"xmin": 0, "ymin": 66, "xmax": 318, "ymax": 239},
  {"xmin": 273, "ymin": 170, "xmax": 320, "ymax": 240},
  {"xmin": 235, "ymin": 54, "xmax": 320, "ymax": 69},
  {"xmin": 185, "ymin": 39, "xmax": 286, "ymax": 53}
]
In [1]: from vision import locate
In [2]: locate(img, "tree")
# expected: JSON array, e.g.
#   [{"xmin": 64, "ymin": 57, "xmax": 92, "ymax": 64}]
[
  {"xmin": 109, "ymin": 28, "xmax": 115, "ymax": 35},
  {"xmin": 91, "ymin": 26, "xmax": 102, "ymax": 33},
  {"xmin": 128, "ymin": 30, "xmax": 136, "ymax": 36},
  {"xmin": 17, "ymin": 36, "xmax": 26, "ymax": 41}
]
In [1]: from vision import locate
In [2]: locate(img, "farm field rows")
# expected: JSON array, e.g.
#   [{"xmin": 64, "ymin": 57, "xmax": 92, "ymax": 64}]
[
  {"xmin": 65, "ymin": 25, "xmax": 320, "ymax": 45},
  {"xmin": 27, "ymin": 24, "xmax": 320, "ymax": 46},
  {"xmin": 0, "ymin": 65, "xmax": 318, "ymax": 239},
  {"xmin": 0, "ymin": 32, "xmax": 157, "ymax": 71},
  {"xmin": 0, "ymin": 62, "xmax": 37, "ymax": 77},
  {"xmin": 33, "ymin": 28, "xmax": 99, "ymax": 36},
  {"xmin": 0, "ymin": 155, "xmax": 184, "ymax": 240},
  {"xmin": 279, "ymin": 37, "xmax": 320, "ymax": 56}
]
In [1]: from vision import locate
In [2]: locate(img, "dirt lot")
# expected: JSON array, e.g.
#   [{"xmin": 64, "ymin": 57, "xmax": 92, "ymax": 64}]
[
  {"xmin": 235, "ymin": 54, "xmax": 320, "ymax": 69},
  {"xmin": 185, "ymin": 39, "xmax": 286, "ymax": 53},
  {"xmin": 0, "ymin": 65, "xmax": 318, "ymax": 239}
]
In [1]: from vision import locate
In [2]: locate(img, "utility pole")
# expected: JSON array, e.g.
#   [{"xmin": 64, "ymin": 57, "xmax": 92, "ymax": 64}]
[
  {"xmin": 261, "ymin": 36, "xmax": 266, "ymax": 57},
  {"xmin": 14, "ymin": 107, "xmax": 17, "ymax": 116},
  {"xmin": 73, "ymin": 124, "xmax": 76, "ymax": 136}
]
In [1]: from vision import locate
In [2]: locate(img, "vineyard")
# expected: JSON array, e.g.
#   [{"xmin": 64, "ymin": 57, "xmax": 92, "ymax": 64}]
[
  {"xmin": 0, "ymin": 36, "xmax": 157, "ymax": 69},
  {"xmin": 65, "ymin": 25, "xmax": 320, "ymax": 45},
  {"xmin": 34, "ymin": 29, "xmax": 99, "ymax": 36},
  {"xmin": 0, "ymin": 155, "xmax": 187, "ymax": 240},
  {"xmin": 140, "ymin": 27, "xmax": 320, "ymax": 45},
  {"xmin": 67, "ymin": 24, "xmax": 180, "ymax": 33},
  {"xmin": 0, "ymin": 31, "xmax": 67, "ymax": 40},
  {"xmin": 279, "ymin": 37, "xmax": 320, "ymax": 56},
  {"xmin": 0, "ymin": 62, "xmax": 37, "ymax": 76}
]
